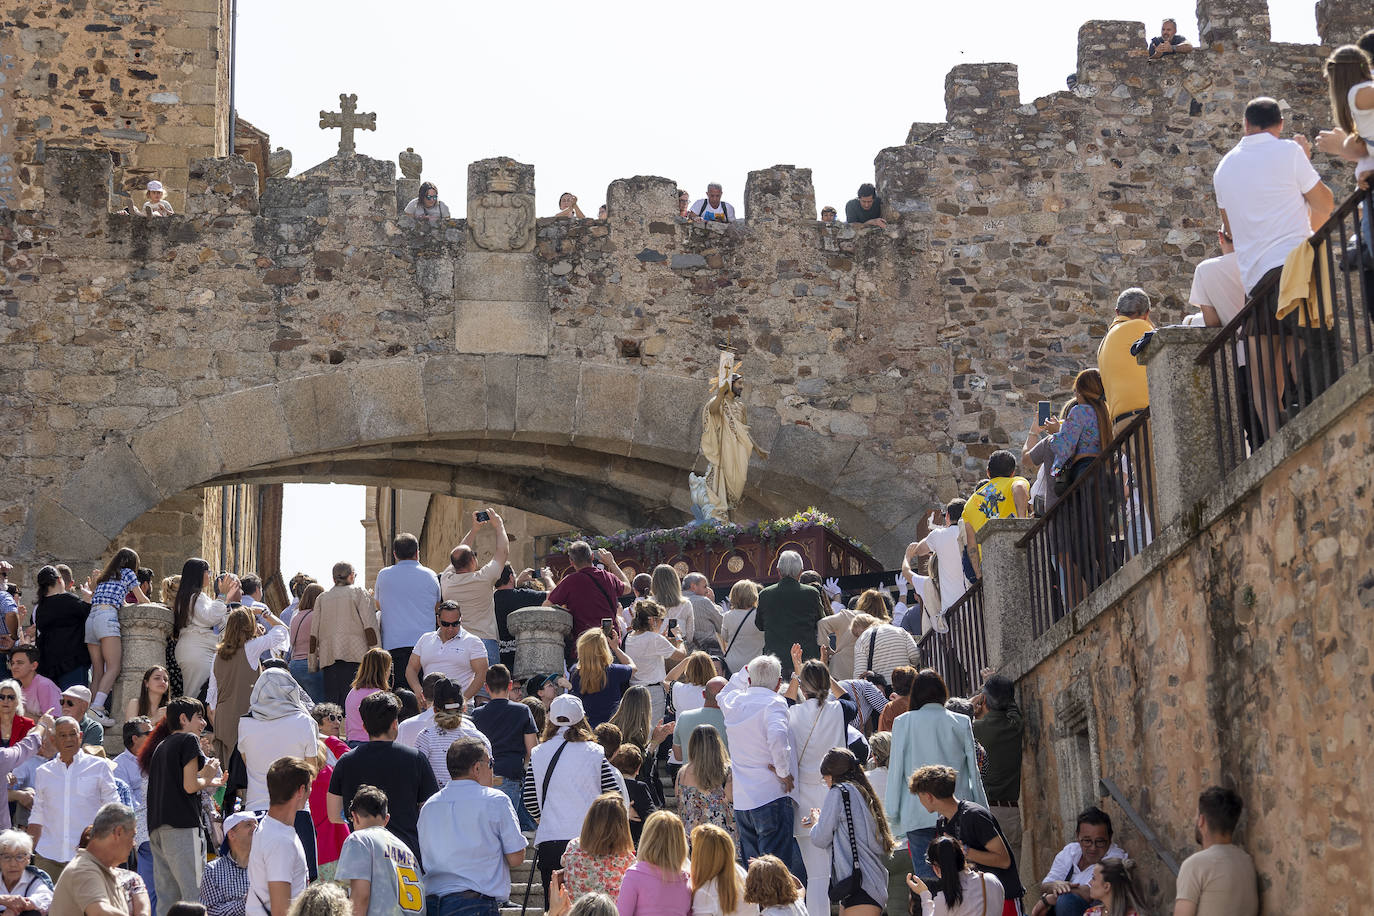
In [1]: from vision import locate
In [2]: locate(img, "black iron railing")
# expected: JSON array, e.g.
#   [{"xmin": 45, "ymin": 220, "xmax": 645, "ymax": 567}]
[
  {"xmin": 1018, "ymin": 410, "xmax": 1157, "ymax": 638},
  {"xmin": 1197, "ymin": 184, "xmax": 1373, "ymax": 473},
  {"xmin": 916, "ymin": 581, "xmax": 986, "ymax": 696}
]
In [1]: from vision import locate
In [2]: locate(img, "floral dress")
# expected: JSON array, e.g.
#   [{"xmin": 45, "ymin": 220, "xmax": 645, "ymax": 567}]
[
  {"xmin": 678, "ymin": 768, "xmax": 737, "ymax": 844},
  {"xmin": 560, "ymin": 837, "xmax": 636, "ymax": 900}
]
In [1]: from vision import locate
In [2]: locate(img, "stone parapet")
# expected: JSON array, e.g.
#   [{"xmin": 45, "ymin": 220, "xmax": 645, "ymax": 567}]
[
  {"xmin": 943, "ymin": 63, "xmax": 1020, "ymax": 123},
  {"xmin": 976, "ymin": 517, "xmax": 1036, "ymax": 669},
  {"xmin": 1138, "ymin": 326, "xmax": 1223, "ymax": 531},
  {"xmin": 507, "ymin": 607, "xmax": 573, "ymax": 679},
  {"xmin": 744, "ymin": 165, "xmax": 816, "ymax": 226},
  {"xmin": 110, "ymin": 601, "xmax": 174, "ymax": 753}
]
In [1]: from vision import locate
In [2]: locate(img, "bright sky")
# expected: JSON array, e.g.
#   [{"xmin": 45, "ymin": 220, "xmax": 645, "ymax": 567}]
[
  {"xmin": 267, "ymin": 2, "xmax": 1318, "ymax": 565},
  {"xmin": 236, "ymin": 1, "xmax": 1318, "ymax": 219},
  {"xmin": 280, "ymin": 484, "xmax": 368, "ymax": 583}
]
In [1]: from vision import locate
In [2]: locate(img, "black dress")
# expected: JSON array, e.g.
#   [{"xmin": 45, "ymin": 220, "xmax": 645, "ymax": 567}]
[{"xmin": 34, "ymin": 592, "xmax": 90, "ymax": 682}]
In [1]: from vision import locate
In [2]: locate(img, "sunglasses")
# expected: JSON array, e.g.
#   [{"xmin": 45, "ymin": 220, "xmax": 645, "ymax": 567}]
[
  {"xmin": 0, "ymin": 695, "xmax": 16, "ymax": 702},
  {"xmin": 323, "ymin": 714, "xmax": 341, "ymax": 721},
  {"xmin": 60, "ymin": 699, "xmax": 79, "ymax": 706},
  {"xmin": 438, "ymin": 619, "xmax": 462, "ymax": 628}
]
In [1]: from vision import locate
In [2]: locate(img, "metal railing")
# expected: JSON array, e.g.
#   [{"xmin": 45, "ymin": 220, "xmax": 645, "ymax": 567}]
[
  {"xmin": 1019, "ymin": 410, "xmax": 1157, "ymax": 638},
  {"xmin": 1197, "ymin": 184, "xmax": 1373, "ymax": 473},
  {"xmin": 1099, "ymin": 776, "xmax": 1181, "ymax": 876},
  {"xmin": 917, "ymin": 581, "xmax": 986, "ymax": 696}
]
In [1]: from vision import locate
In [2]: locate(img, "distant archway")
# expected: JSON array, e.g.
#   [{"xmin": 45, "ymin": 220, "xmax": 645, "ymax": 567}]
[{"xmin": 25, "ymin": 355, "xmax": 933, "ymax": 569}]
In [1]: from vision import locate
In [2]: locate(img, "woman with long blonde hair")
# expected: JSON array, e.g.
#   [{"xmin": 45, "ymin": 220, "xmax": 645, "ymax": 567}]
[
  {"xmin": 560, "ymin": 792, "xmax": 637, "ymax": 900},
  {"xmin": 690, "ymin": 824, "xmax": 757, "ymax": 916},
  {"xmin": 649, "ymin": 565, "xmax": 694, "ymax": 641},
  {"xmin": 618, "ymin": 811, "xmax": 692, "ymax": 916},
  {"xmin": 570, "ymin": 626, "xmax": 636, "ymax": 726},
  {"xmin": 677, "ymin": 724, "xmax": 735, "ymax": 841},
  {"xmin": 344, "ymin": 647, "xmax": 392, "ymax": 743}
]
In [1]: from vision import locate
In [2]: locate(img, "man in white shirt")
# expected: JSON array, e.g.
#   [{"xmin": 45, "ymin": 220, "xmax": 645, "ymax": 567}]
[
  {"xmin": 403, "ymin": 601, "xmax": 489, "ymax": 702},
  {"xmin": 1213, "ymin": 96, "xmax": 1333, "ymax": 431},
  {"xmin": 716, "ymin": 655, "xmax": 805, "ymax": 882},
  {"xmin": 247, "ymin": 757, "xmax": 312, "ymax": 916},
  {"xmin": 27, "ymin": 716, "xmax": 120, "ymax": 879},
  {"xmin": 1190, "ymin": 227, "xmax": 1263, "ymax": 450},
  {"xmin": 689, "ymin": 183, "xmax": 736, "ymax": 223},
  {"xmin": 439, "ymin": 510, "xmax": 510, "ymax": 665},
  {"xmin": 903, "ymin": 501, "xmax": 971, "ymax": 615}
]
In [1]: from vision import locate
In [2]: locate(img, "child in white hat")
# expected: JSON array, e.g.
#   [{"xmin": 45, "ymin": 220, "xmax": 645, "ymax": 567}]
[{"xmin": 142, "ymin": 180, "xmax": 174, "ymax": 217}]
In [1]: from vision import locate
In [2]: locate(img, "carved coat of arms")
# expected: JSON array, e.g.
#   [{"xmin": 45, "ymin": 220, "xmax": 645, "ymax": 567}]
[{"xmin": 469, "ymin": 191, "xmax": 535, "ymax": 252}]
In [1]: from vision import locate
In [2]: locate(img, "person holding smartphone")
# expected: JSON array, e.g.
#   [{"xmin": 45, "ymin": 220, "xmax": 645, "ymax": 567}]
[{"xmin": 623, "ymin": 600, "xmax": 685, "ymax": 731}]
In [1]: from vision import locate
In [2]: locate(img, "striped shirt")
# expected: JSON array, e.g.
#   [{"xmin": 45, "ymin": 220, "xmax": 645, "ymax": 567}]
[
  {"xmin": 91, "ymin": 569, "xmax": 137, "ymax": 608},
  {"xmin": 851, "ymin": 624, "xmax": 921, "ymax": 681},
  {"xmin": 414, "ymin": 721, "xmax": 491, "ymax": 788}
]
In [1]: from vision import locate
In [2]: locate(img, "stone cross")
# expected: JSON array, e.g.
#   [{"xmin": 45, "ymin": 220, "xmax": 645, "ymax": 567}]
[{"xmin": 318, "ymin": 93, "xmax": 376, "ymax": 157}]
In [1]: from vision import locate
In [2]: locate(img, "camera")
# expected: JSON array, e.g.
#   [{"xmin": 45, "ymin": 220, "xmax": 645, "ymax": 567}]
[{"xmin": 476, "ymin": 510, "xmax": 490, "ymax": 522}]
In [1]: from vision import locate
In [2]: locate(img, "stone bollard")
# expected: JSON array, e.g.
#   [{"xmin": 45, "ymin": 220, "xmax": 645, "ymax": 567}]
[
  {"xmin": 977, "ymin": 517, "xmax": 1037, "ymax": 669},
  {"xmin": 110, "ymin": 602, "xmax": 174, "ymax": 754},
  {"xmin": 1138, "ymin": 326, "xmax": 1224, "ymax": 531},
  {"xmin": 507, "ymin": 607, "xmax": 573, "ymax": 679}
]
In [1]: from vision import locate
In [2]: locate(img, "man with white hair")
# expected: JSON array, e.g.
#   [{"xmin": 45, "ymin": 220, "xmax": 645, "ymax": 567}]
[
  {"xmin": 689, "ymin": 183, "xmax": 736, "ymax": 223},
  {"xmin": 27, "ymin": 716, "xmax": 119, "ymax": 879},
  {"xmin": 718, "ymin": 655, "xmax": 805, "ymax": 881},
  {"xmin": 754, "ymin": 551, "xmax": 824, "ymax": 678}
]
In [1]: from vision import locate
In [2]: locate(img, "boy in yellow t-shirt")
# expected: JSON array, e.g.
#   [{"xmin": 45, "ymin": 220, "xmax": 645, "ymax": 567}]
[{"xmin": 960, "ymin": 450, "xmax": 1030, "ymax": 578}]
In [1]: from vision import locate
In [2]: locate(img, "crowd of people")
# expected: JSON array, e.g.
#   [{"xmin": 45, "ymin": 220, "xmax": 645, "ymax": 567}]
[{"xmin": 0, "ymin": 527, "xmax": 1264, "ymax": 916}]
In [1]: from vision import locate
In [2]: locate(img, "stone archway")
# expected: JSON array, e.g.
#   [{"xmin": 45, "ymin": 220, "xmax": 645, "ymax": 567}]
[{"xmin": 23, "ymin": 354, "xmax": 933, "ymax": 570}]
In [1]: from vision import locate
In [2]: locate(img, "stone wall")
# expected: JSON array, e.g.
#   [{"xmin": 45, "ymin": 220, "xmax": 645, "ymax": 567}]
[
  {"xmin": 114, "ymin": 487, "xmax": 205, "ymax": 588},
  {"xmin": 1, "ymin": 0, "xmax": 1370, "ymax": 583},
  {"xmin": 1012, "ymin": 370, "xmax": 1374, "ymax": 913},
  {"xmin": 0, "ymin": 0, "xmax": 229, "ymax": 212}
]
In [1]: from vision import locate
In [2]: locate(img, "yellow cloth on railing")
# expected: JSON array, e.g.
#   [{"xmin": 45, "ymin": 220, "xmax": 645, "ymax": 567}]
[{"xmin": 1276, "ymin": 239, "xmax": 1334, "ymax": 329}]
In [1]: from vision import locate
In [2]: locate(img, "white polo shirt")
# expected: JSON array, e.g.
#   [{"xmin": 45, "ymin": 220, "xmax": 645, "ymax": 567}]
[
  {"xmin": 1213, "ymin": 132, "xmax": 1321, "ymax": 292},
  {"xmin": 413, "ymin": 628, "xmax": 488, "ymax": 692}
]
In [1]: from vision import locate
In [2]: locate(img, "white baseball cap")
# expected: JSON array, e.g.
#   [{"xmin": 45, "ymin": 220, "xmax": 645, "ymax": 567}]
[
  {"xmin": 146, "ymin": 180, "xmax": 164, "ymax": 192},
  {"xmin": 223, "ymin": 811, "xmax": 258, "ymax": 834},
  {"xmin": 549, "ymin": 694, "xmax": 585, "ymax": 727}
]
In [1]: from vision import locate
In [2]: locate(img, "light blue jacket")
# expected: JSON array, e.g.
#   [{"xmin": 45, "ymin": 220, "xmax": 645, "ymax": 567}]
[{"xmin": 885, "ymin": 702, "xmax": 988, "ymax": 834}]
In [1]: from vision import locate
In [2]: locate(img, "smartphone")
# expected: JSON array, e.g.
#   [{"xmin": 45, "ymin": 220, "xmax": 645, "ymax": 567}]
[
  {"xmin": 1037, "ymin": 400, "xmax": 1052, "ymax": 426},
  {"xmin": 475, "ymin": 510, "xmax": 491, "ymax": 522},
  {"xmin": 667, "ymin": 618, "xmax": 679, "ymax": 634},
  {"xmin": 828, "ymin": 632, "xmax": 837, "ymax": 651},
  {"xmin": 601, "ymin": 617, "xmax": 614, "ymax": 636}
]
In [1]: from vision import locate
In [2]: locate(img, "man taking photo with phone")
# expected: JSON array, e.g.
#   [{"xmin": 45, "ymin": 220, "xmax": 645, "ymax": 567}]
[{"xmin": 440, "ymin": 509, "xmax": 510, "ymax": 665}]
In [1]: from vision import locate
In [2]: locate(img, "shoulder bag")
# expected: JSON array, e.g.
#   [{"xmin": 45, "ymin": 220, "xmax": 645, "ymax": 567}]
[
  {"xmin": 352, "ymin": 591, "xmax": 378, "ymax": 648},
  {"xmin": 723, "ymin": 609, "xmax": 755, "ymax": 658},
  {"xmin": 826, "ymin": 784, "xmax": 863, "ymax": 902}
]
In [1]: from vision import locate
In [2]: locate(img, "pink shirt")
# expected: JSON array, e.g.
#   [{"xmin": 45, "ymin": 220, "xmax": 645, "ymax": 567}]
[
  {"xmin": 344, "ymin": 687, "xmax": 382, "ymax": 742},
  {"xmin": 616, "ymin": 862, "xmax": 692, "ymax": 916},
  {"xmin": 21, "ymin": 674, "xmax": 61, "ymax": 718}
]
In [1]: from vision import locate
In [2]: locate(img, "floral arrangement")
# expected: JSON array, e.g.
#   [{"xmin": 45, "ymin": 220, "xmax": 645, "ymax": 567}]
[{"xmin": 552, "ymin": 507, "xmax": 871, "ymax": 563}]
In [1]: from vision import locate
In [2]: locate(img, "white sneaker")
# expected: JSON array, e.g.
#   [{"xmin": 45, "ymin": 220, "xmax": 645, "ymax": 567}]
[{"xmin": 92, "ymin": 706, "xmax": 116, "ymax": 727}]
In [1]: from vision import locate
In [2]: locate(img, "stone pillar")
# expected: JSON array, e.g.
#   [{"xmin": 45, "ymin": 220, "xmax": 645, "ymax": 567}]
[
  {"xmin": 977, "ymin": 518, "xmax": 1036, "ymax": 668},
  {"xmin": 1138, "ymin": 326, "xmax": 1224, "ymax": 530},
  {"xmin": 743, "ymin": 165, "xmax": 815, "ymax": 225},
  {"xmin": 1315, "ymin": 0, "xmax": 1368, "ymax": 47},
  {"xmin": 110, "ymin": 602, "xmax": 174, "ymax": 753},
  {"xmin": 507, "ymin": 608, "xmax": 573, "ymax": 679},
  {"xmin": 944, "ymin": 63, "xmax": 1020, "ymax": 124},
  {"xmin": 1196, "ymin": 0, "xmax": 1271, "ymax": 46}
]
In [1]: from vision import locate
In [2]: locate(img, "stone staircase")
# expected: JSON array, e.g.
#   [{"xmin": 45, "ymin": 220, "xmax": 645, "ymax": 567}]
[{"xmin": 501, "ymin": 765, "xmax": 676, "ymax": 916}]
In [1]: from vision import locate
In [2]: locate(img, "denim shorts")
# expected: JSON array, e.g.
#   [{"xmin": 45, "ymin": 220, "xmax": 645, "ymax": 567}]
[{"xmin": 85, "ymin": 605, "xmax": 121, "ymax": 642}]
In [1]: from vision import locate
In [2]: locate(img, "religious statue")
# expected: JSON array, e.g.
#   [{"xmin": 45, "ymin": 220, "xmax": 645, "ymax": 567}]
[{"xmin": 696, "ymin": 353, "xmax": 768, "ymax": 523}]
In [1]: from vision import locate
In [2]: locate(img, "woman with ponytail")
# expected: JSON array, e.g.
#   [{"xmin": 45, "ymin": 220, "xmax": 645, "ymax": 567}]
[
  {"xmin": 805, "ymin": 748, "xmax": 895, "ymax": 916},
  {"xmin": 906, "ymin": 836, "xmax": 1005, "ymax": 916}
]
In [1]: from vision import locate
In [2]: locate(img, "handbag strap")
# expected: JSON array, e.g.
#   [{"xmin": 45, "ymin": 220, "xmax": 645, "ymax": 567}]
[
  {"xmin": 840, "ymin": 785, "xmax": 860, "ymax": 879},
  {"xmin": 864, "ymin": 627, "xmax": 877, "ymax": 673},
  {"xmin": 798, "ymin": 701, "xmax": 827, "ymax": 763},
  {"xmin": 724, "ymin": 608, "xmax": 755, "ymax": 657},
  {"xmin": 978, "ymin": 871, "xmax": 987, "ymax": 916},
  {"xmin": 540, "ymin": 739, "xmax": 571, "ymax": 803}
]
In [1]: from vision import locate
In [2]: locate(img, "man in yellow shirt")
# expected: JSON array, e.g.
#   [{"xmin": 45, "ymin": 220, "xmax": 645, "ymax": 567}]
[
  {"xmin": 959, "ymin": 450, "xmax": 1030, "ymax": 579},
  {"xmin": 1097, "ymin": 288, "xmax": 1155, "ymax": 436}
]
